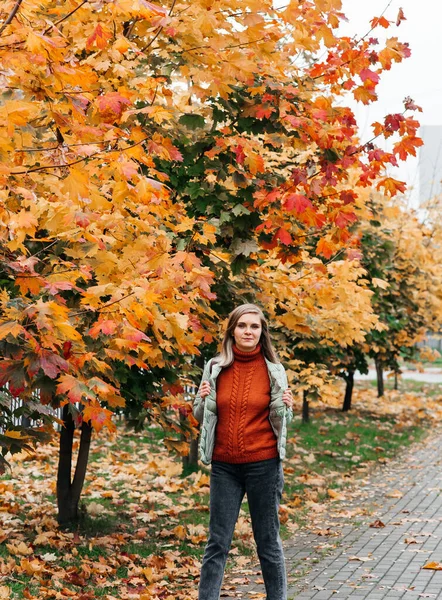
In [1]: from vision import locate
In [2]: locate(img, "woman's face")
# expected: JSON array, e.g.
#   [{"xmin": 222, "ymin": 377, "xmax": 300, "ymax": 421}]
[{"xmin": 233, "ymin": 312, "xmax": 262, "ymax": 352}]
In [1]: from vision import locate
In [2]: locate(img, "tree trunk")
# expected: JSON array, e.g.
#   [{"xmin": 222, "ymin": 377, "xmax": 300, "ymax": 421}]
[
  {"xmin": 375, "ymin": 359, "xmax": 384, "ymax": 397},
  {"xmin": 57, "ymin": 405, "xmax": 92, "ymax": 525},
  {"xmin": 302, "ymin": 390, "xmax": 309, "ymax": 424},
  {"xmin": 182, "ymin": 436, "xmax": 199, "ymax": 474},
  {"xmin": 342, "ymin": 369, "xmax": 354, "ymax": 412},
  {"xmin": 394, "ymin": 371, "xmax": 399, "ymax": 390}
]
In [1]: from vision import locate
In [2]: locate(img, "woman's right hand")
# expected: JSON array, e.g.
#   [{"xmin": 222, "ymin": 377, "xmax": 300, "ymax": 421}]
[{"xmin": 199, "ymin": 381, "xmax": 211, "ymax": 399}]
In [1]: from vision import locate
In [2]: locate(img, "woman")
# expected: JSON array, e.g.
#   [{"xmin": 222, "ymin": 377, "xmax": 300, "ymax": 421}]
[{"xmin": 193, "ymin": 303, "xmax": 293, "ymax": 600}]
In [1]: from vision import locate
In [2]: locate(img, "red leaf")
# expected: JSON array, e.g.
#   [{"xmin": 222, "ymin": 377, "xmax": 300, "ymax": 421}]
[
  {"xmin": 57, "ymin": 374, "xmax": 95, "ymax": 404},
  {"xmin": 284, "ymin": 194, "xmax": 312, "ymax": 214},
  {"xmin": 255, "ymin": 104, "xmax": 276, "ymax": 119},
  {"xmin": 404, "ymin": 96, "xmax": 422, "ymax": 112},
  {"xmin": 88, "ymin": 319, "xmax": 118, "ymax": 338},
  {"xmin": 360, "ymin": 68, "xmax": 380, "ymax": 85},
  {"xmin": 334, "ymin": 211, "xmax": 358, "ymax": 229},
  {"xmin": 396, "ymin": 7, "xmax": 406, "ymax": 26},
  {"xmin": 234, "ymin": 145, "xmax": 245, "ymax": 165},
  {"xmin": 97, "ymin": 93, "xmax": 131, "ymax": 119},
  {"xmin": 40, "ymin": 352, "xmax": 69, "ymax": 379},
  {"xmin": 63, "ymin": 341, "xmax": 72, "ymax": 359},
  {"xmin": 340, "ymin": 191, "xmax": 357, "ymax": 205},
  {"xmin": 385, "ymin": 113, "xmax": 404, "ymax": 133},
  {"xmin": 0, "ymin": 360, "xmax": 26, "ymax": 396},
  {"xmin": 277, "ymin": 228, "xmax": 292, "ymax": 245}
]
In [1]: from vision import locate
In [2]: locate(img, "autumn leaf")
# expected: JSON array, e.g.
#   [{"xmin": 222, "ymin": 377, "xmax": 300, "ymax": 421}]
[
  {"xmin": 377, "ymin": 177, "xmax": 407, "ymax": 196},
  {"xmin": 372, "ymin": 278, "xmax": 389, "ymax": 289},
  {"xmin": 369, "ymin": 519, "xmax": 385, "ymax": 528},
  {"xmin": 284, "ymin": 194, "xmax": 312, "ymax": 214},
  {"xmin": 316, "ymin": 237, "xmax": 335, "ymax": 259},
  {"xmin": 82, "ymin": 402, "xmax": 115, "ymax": 433},
  {"xmin": 96, "ymin": 92, "xmax": 131, "ymax": 120},
  {"xmin": 370, "ymin": 16, "xmax": 390, "ymax": 29},
  {"xmin": 86, "ymin": 24, "xmax": 112, "ymax": 51},
  {"xmin": 422, "ymin": 562, "xmax": 442, "ymax": 571},
  {"xmin": 396, "ymin": 7, "xmax": 406, "ymax": 26},
  {"xmin": 56, "ymin": 374, "xmax": 96, "ymax": 404},
  {"xmin": 0, "ymin": 321, "xmax": 25, "ymax": 340}
]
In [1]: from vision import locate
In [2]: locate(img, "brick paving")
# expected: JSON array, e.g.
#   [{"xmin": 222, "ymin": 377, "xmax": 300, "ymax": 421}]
[{"xmin": 224, "ymin": 428, "xmax": 442, "ymax": 599}]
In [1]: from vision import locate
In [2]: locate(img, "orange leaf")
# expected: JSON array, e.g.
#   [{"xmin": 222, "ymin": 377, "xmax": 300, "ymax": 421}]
[
  {"xmin": 370, "ymin": 16, "xmax": 390, "ymax": 29},
  {"xmin": 377, "ymin": 177, "xmax": 406, "ymax": 196},
  {"xmin": 15, "ymin": 276, "xmax": 45, "ymax": 295},
  {"xmin": 82, "ymin": 403, "xmax": 115, "ymax": 433},
  {"xmin": 245, "ymin": 152, "xmax": 265, "ymax": 175},
  {"xmin": 422, "ymin": 562, "xmax": 442, "ymax": 571},
  {"xmin": 316, "ymin": 237, "xmax": 335, "ymax": 259},
  {"xmin": 393, "ymin": 136, "xmax": 423, "ymax": 160},
  {"xmin": 0, "ymin": 321, "xmax": 25, "ymax": 340},
  {"xmin": 86, "ymin": 24, "xmax": 112, "ymax": 51}
]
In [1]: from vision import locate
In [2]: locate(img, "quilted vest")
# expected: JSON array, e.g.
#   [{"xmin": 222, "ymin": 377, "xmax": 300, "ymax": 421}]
[{"xmin": 193, "ymin": 357, "xmax": 293, "ymax": 465}]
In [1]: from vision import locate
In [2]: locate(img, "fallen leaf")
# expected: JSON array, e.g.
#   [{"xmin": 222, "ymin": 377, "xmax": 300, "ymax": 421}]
[
  {"xmin": 0, "ymin": 587, "xmax": 10, "ymax": 600},
  {"xmin": 385, "ymin": 489, "xmax": 403, "ymax": 498},
  {"xmin": 40, "ymin": 552, "xmax": 58, "ymax": 562},
  {"xmin": 327, "ymin": 489, "xmax": 343, "ymax": 500},
  {"xmin": 6, "ymin": 541, "xmax": 33, "ymax": 556},
  {"xmin": 369, "ymin": 519, "xmax": 385, "ymax": 528},
  {"xmin": 304, "ymin": 453, "xmax": 316, "ymax": 464},
  {"xmin": 422, "ymin": 562, "xmax": 442, "ymax": 570}
]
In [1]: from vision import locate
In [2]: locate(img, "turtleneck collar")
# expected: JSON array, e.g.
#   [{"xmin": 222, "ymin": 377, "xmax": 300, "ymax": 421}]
[{"xmin": 233, "ymin": 343, "xmax": 262, "ymax": 362}]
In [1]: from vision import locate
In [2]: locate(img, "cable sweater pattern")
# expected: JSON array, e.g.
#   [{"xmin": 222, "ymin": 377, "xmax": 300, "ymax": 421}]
[{"xmin": 212, "ymin": 345, "xmax": 278, "ymax": 464}]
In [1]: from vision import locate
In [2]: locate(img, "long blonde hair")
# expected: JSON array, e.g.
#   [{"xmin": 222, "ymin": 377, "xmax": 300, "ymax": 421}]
[{"xmin": 214, "ymin": 304, "xmax": 279, "ymax": 368}]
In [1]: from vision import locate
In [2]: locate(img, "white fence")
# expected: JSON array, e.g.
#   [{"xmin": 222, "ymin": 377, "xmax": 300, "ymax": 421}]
[{"xmin": 1, "ymin": 384, "xmax": 198, "ymax": 434}]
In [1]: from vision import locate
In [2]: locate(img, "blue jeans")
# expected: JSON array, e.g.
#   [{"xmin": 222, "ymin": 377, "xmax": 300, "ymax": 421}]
[{"xmin": 198, "ymin": 458, "xmax": 286, "ymax": 600}]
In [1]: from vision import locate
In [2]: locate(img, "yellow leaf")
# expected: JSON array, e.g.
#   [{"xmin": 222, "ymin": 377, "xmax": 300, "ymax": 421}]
[
  {"xmin": 6, "ymin": 541, "xmax": 33, "ymax": 556},
  {"xmin": 0, "ymin": 321, "xmax": 24, "ymax": 340},
  {"xmin": 14, "ymin": 209, "xmax": 38, "ymax": 234},
  {"xmin": 0, "ymin": 586, "xmax": 10, "ymax": 600},
  {"xmin": 372, "ymin": 277, "xmax": 389, "ymax": 289},
  {"xmin": 422, "ymin": 562, "xmax": 442, "ymax": 570},
  {"xmin": 4, "ymin": 430, "xmax": 23, "ymax": 439},
  {"xmin": 172, "ymin": 525, "xmax": 187, "ymax": 540}
]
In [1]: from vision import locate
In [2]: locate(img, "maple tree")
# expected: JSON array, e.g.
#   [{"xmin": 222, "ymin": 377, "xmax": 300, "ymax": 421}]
[
  {"xmin": 0, "ymin": 0, "xmax": 425, "ymax": 520},
  {"xmin": 313, "ymin": 194, "xmax": 442, "ymax": 407},
  {"xmin": 360, "ymin": 196, "xmax": 442, "ymax": 397}
]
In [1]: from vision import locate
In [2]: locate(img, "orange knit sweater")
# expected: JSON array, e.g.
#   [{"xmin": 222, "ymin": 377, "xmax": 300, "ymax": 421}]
[{"xmin": 212, "ymin": 344, "xmax": 278, "ymax": 463}]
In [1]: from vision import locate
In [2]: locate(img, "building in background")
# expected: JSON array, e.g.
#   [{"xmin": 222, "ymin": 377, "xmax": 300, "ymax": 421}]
[{"xmin": 419, "ymin": 125, "xmax": 442, "ymax": 205}]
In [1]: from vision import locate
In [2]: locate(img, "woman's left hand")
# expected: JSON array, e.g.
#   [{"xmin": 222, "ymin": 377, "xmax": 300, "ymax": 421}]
[{"xmin": 282, "ymin": 388, "xmax": 293, "ymax": 409}]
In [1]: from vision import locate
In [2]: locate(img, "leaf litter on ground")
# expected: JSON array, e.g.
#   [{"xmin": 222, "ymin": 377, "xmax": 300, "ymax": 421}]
[{"xmin": 0, "ymin": 382, "xmax": 441, "ymax": 599}]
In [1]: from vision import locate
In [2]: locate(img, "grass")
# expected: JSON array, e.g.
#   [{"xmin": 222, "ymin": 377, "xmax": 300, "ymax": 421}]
[
  {"xmin": 364, "ymin": 377, "xmax": 442, "ymax": 396},
  {"xmin": 0, "ymin": 378, "xmax": 440, "ymax": 599}
]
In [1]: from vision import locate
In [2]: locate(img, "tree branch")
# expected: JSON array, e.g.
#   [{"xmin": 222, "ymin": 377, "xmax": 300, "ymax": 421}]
[
  {"xmin": 43, "ymin": 0, "xmax": 89, "ymax": 35},
  {"xmin": 140, "ymin": 0, "xmax": 177, "ymax": 53},
  {"xmin": 0, "ymin": 0, "xmax": 23, "ymax": 37},
  {"xmin": 11, "ymin": 135, "xmax": 152, "ymax": 174}
]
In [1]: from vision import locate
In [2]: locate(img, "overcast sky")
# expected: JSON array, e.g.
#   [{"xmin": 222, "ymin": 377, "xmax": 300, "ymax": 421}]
[{"xmin": 339, "ymin": 0, "xmax": 442, "ymax": 206}]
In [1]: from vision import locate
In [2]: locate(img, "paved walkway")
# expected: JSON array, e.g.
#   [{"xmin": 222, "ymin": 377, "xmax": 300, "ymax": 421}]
[
  {"xmin": 225, "ymin": 429, "xmax": 442, "ymax": 599},
  {"xmin": 355, "ymin": 368, "xmax": 442, "ymax": 384}
]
